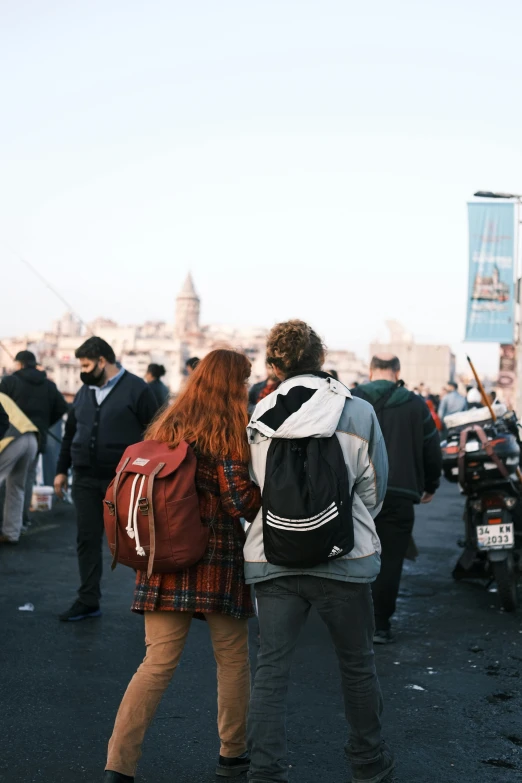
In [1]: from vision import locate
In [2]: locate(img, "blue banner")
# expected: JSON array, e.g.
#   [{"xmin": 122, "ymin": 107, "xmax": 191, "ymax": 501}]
[{"xmin": 465, "ymin": 202, "xmax": 516, "ymax": 342}]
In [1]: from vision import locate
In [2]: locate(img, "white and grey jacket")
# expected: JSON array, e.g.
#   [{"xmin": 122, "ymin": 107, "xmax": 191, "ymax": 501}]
[{"xmin": 244, "ymin": 374, "xmax": 388, "ymax": 584}]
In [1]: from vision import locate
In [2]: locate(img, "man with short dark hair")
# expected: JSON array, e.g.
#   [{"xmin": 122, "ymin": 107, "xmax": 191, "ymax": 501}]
[
  {"xmin": 185, "ymin": 356, "xmax": 200, "ymax": 375},
  {"xmin": 438, "ymin": 381, "xmax": 467, "ymax": 420},
  {"xmin": 352, "ymin": 354, "xmax": 442, "ymax": 643},
  {"xmin": 0, "ymin": 350, "xmax": 68, "ymax": 523},
  {"xmin": 54, "ymin": 336, "xmax": 159, "ymax": 621}
]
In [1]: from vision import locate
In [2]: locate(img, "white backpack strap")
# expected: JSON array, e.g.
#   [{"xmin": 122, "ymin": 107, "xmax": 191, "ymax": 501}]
[
  {"xmin": 126, "ymin": 474, "xmax": 141, "ymax": 539},
  {"xmin": 133, "ymin": 475, "xmax": 147, "ymax": 556}
]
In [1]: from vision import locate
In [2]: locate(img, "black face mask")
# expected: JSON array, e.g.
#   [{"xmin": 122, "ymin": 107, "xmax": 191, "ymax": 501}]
[{"xmin": 80, "ymin": 364, "xmax": 106, "ymax": 387}]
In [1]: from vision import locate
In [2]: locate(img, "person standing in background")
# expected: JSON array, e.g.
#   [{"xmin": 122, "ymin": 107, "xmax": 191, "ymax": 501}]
[
  {"xmin": 352, "ymin": 355, "xmax": 442, "ymax": 643},
  {"xmin": 424, "ymin": 395, "xmax": 442, "ymax": 433},
  {"xmin": 144, "ymin": 363, "xmax": 169, "ymax": 407},
  {"xmin": 438, "ymin": 381, "xmax": 467, "ymax": 421},
  {"xmin": 54, "ymin": 337, "xmax": 159, "ymax": 622},
  {"xmin": 0, "ymin": 350, "xmax": 68, "ymax": 524},
  {"xmin": 185, "ymin": 357, "xmax": 200, "ymax": 375},
  {"xmin": 248, "ymin": 363, "xmax": 281, "ymax": 413},
  {"xmin": 0, "ymin": 394, "xmax": 39, "ymax": 545}
]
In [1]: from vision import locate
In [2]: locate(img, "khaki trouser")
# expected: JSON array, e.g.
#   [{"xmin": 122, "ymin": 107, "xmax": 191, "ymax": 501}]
[{"xmin": 106, "ymin": 611, "xmax": 250, "ymax": 777}]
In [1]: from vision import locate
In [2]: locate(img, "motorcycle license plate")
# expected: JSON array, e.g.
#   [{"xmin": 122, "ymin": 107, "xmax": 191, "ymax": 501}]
[{"xmin": 476, "ymin": 523, "xmax": 514, "ymax": 550}]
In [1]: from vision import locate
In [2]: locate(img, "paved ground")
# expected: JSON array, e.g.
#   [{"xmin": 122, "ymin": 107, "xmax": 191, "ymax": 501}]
[{"xmin": 1, "ymin": 480, "xmax": 521, "ymax": 783}]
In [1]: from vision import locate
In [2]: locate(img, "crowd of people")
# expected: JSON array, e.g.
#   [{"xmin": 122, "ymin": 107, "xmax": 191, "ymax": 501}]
[{"xmin": 0, "ymin": 321, "xmax": 471, "ymax": 783}]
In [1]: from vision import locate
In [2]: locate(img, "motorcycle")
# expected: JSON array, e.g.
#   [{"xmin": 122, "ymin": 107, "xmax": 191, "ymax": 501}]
[{"xmin": 442, "ymin": 407, "xmax": 522, "ymax": 612}]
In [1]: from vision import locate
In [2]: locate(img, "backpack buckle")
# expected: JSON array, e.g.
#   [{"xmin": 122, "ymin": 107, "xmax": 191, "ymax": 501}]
[
  {"xmin": 138, "ymin": 497, "xmax": 149, "ymax": 515},
  {"xmin": 104, "ymin": 500, "xmax": 115, "ymax": 516}
]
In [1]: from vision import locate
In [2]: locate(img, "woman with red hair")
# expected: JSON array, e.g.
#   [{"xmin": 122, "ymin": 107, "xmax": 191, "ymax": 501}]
[{"xmin": 105, "ymin": 350, "xmax": 261, "ymax": 783}]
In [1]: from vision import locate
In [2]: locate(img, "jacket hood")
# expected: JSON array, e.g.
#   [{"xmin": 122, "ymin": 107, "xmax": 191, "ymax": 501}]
[
  {"xmin": 248, "ymin": 374, "xmax": 351, "ymax": 441},
  {"xmin": 357, "ymin": 380, "xmax": 412, "ymax": 409},
  {"xmin": 0, "ymin": 392, "xmax": 39, "ymax": 454},
  {"xmin": 15, "ymin": 367, "xmax": 47, "ymax": 386}
]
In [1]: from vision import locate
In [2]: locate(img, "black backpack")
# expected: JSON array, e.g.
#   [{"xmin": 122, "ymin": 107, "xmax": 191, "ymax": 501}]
[{"xmin": 262, "ymin": 435, "xmax": 355, "ymax": 568}]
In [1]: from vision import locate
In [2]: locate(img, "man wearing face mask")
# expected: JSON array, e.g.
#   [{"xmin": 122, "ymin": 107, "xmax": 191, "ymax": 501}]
[{"xmin": 54, "ymin": 336, "xmax": 160, "ymax": 622}]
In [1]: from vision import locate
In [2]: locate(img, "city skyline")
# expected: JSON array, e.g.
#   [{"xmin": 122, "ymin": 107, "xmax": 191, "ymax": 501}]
[
  {"xmin": 0, "ymin": 274, "xmax": 368, "ymax": 395},
  {"xmin": 2, "ymin": 2, "xmax": 520, "ymax": 379},
  {"xmin": 0, "ymin": 265, "xmax": 497, "ymax": 378}
]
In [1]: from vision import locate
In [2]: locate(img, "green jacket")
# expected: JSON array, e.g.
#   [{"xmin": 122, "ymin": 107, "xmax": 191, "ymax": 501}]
[{"xmin": 352, "ymin": 381, "xmax": 442, "ymax": 502}]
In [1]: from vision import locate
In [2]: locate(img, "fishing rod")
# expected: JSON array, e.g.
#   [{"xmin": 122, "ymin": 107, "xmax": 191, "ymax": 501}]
[
  {"xmin": 467, "ymin": 355, "xmax": 522, "ymax": 484},
  {"xmin": 0, "ymin": 242, "xmax": 94, "ymax": 445},
  {"xmin": 0, "ymin": 340, "xmax": 14, "ymax": 361},
  {"xmin": 2, "ymin": 241, "xmax": 92, "ymax": 334},
  {"xmin": 466, "ymin": 355, "xmax": 496, "ymax": 422}
]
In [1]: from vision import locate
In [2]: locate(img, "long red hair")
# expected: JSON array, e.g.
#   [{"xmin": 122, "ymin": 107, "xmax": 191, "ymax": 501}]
[{"xmin": 146, "ymin": 349, "xmax": 251, "ymax": 462}]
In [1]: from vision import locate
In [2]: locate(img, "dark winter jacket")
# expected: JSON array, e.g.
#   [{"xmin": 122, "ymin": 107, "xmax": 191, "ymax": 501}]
[
  {"xmin": 0, "ymin": 368, "xmax": 68, "ymax": 452},
  {"xmin": 148, "ymin": 379, "xmax": 169, "ymax": 408},
  {"xmin": 0, "ymin": 401, "xmax": 9, "ymax": 440},
  {"xmin": 352, "ymin": 380, "xmax": 442, "ymax": 503},
  {"xmin": 56, "ymin": 371, "xmax": 160, "ymax": 479}
]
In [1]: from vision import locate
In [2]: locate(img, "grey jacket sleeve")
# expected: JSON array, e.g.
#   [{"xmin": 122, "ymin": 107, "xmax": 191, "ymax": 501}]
[{"xmin": 355, "ymin": 408, "xmax": 388, "ymax": 512}]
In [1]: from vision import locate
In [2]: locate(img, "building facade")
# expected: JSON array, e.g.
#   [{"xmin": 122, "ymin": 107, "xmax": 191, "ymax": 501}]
[
  {"xmin": 370, "ymin": 320, "xmax": 455, "ymax": 394},
  {"xmin": 0, "ymin": 275, "xmax": 367, "ymax": 397}
]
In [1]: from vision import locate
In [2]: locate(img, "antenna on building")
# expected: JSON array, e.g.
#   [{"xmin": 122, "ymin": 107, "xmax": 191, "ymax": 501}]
[{"xmin": 3, "ymin": 241, "xmax": 92, "ymax": 334}]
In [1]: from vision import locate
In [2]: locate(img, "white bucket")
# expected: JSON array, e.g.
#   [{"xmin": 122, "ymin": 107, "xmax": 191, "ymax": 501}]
[{"xmin": 31, "ymin": 486, "xmax": 54, "ymax": 512}]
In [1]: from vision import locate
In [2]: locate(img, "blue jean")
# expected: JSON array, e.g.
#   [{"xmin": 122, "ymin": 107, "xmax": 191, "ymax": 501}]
[{"xmin": 248, "ymin": 576, "xmax": 383, "ymax": 783}]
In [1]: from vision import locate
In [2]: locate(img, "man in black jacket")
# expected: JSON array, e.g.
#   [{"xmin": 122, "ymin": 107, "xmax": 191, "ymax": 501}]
[
  {"xmin": 352, "ymin": 355, "xmax": 442, "ymax": 643},
  {"xmin": 0, "ymin": 351, "xmax": 68, "ymax": 522},
  {"xmin": 54, "ymin": 337, "xmax": 160, "ymax": 622}
]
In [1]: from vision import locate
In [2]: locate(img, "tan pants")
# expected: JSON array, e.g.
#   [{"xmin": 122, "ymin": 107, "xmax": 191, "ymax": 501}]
[{"xmin": 106, "ymin": 611, "xmax": 250, "ymax": 777}]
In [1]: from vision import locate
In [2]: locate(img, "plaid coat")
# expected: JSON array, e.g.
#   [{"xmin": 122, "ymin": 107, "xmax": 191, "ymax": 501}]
[{"xmin": 132, "ymin": 452, "xmax": 261, "ymax": 620}]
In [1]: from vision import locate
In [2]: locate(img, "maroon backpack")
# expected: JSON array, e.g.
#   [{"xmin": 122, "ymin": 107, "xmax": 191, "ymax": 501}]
[{"xmin": 103, "ymin": 440, "xmax": 209, "ymax": 578}]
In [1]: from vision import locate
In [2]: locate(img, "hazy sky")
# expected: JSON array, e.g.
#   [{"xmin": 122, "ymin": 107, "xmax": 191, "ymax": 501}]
[{"xmin": 2, "ymin": 1, "xmax": 522, "ymax": 374}]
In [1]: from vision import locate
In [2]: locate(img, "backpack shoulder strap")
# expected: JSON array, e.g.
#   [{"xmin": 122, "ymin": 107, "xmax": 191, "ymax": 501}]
[
  {"xmin": 110, "ymin": 457, "xmax": 130, "ymax": 570},
  {"xmin": 146, "ymin": 462, "xmax": 166, "ymax": 578}
]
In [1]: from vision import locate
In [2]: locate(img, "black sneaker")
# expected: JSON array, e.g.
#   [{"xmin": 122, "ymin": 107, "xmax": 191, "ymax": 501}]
[
  {"xmin": 373, "ymin": 629, "xmax": 394, "ymax": 645},
  {"xmin": 351, "ymin": 747, "xmax": 395, "ymax": 783},
  {"xmin": 103, "ymin": 772, "xmax": 134, "ymax": 782},
  {"xmin": 215, "ymin": 752, "xmax": 250, "ymax": 777},
  {"xmin": 59, "ymin": 600, "xmax": 102, "ymax": 622}
]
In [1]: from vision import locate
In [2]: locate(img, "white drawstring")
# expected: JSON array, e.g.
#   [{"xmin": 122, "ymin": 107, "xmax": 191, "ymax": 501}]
[
  {"xmin": 133, "ymin": 475, "xmax": 147, "ymax": 557},
  {"xmin": 126, "ymin": 474, "xmax": 140, "ymax": 539}
]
